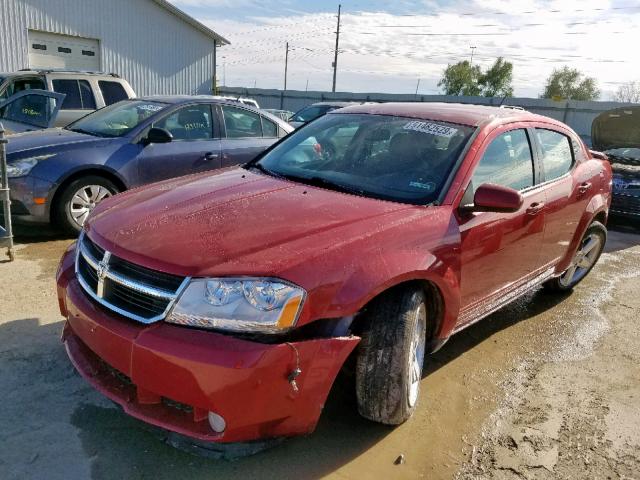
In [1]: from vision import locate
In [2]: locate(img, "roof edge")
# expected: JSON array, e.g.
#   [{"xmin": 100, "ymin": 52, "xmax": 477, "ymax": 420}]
[{"xmin": 152, "ymin": 0, "xmax": 230, "ymax": 45}]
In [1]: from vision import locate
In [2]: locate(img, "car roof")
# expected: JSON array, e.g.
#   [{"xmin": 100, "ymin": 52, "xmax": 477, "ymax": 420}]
[
  {"xmin": 1, "ymin": 70, "xmax": 122, "ymax": 79},
  {"xmin": 311, "ymin": 101, "xmax": 360, "ymax": 107},
  {"xmin": 333, "ymin": 102, "xmax": 563, "ymax": 128}
]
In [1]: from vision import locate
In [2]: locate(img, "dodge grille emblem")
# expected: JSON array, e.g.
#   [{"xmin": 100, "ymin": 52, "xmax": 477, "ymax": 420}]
[{"xmin": 96, "ymin": 252, "xmax": 111, "ymax": 298}]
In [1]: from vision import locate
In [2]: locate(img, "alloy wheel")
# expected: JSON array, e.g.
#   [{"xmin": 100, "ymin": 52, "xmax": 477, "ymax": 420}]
[
  {"xmin": 559, "ymin": 233, "xmax": 603, "ymax": 288},
  {"xmin": 408, "ymin": 303, "xmax": 426, "ymax": 408}
]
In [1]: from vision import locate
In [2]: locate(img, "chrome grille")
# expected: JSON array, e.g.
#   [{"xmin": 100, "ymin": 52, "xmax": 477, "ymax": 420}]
[{"xmin": 75, "ymin": 232, "xmax": 189, "ymax": 324}]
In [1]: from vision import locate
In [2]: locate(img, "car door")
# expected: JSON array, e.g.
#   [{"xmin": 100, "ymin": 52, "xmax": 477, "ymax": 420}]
[
  {"xmin": 136, "ymin": 103, "xmax": 222, "ymax": 184},
  {"xmin": 50, "ymin": 79, "xmax": 97, "ymax": 127},
  {"xmin": 218, "ymin": 105, "xmax": 277, "ymax": 167},
  {"xmin": 532, "ymin": 126, "xmax": 595, "ymax": 266},
  {"xmin": 0, "ymin": 89, "xmax": 65, "ymax": 132},
  {"xmin": 456, "ymin": 126, "xmax": 547, "ymax": 324}
]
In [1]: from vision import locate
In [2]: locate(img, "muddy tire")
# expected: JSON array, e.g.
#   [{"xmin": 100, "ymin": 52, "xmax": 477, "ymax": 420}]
[
  {"xmin": 545, "ymin": 221, "xmax": 607, "ymax": 292},
  {"xmin": 355, "ymin": 287, "xmax": 428, "ymax": 425},
  {"xmin": 54, "ymin": 176, "xmax": 119, "ymax": 235}
]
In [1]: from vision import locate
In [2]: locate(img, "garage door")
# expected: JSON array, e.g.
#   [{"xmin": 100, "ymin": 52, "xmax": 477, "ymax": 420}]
[{"xmin": 28, "ymin": 31, "xmax": 100, "ymax": 71}]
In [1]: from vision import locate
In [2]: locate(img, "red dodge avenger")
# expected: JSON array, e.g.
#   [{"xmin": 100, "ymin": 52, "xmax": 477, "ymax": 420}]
[{"xmin": 56, "ymin": 103, "xmax": 612, "ymax": 456}]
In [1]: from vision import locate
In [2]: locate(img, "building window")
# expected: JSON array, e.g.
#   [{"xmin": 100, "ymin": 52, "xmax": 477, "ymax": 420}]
[
  {"xmin": 58, "ymin": 47, "xmax": 72, "ymax": 54},
  {"xmin": 32, "ymin": 44, "xmax": 47, "ymax": 51},
  {"xmin": 82, "ymin": 50, "xmax": 95, "ymax": 57}
]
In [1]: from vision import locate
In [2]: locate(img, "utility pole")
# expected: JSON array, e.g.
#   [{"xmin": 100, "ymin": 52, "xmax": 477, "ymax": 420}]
[
  {"xmin": 415, "ymin": 78, "xmax": 421, "ymax": 95},
  {"xmin": 305, "ymin": 78, "xmax": 309, "ymax": 91},
  {"xmin": 332, "ymin": 4, "xmax": 341, "ymax": 93},
  {"xmin": 469, "ymin": 46, "xmax": 477, "ymax": 66},
  {"xmin": 284, "ymin": 42, "xmax": 289, "ymax": 91}
]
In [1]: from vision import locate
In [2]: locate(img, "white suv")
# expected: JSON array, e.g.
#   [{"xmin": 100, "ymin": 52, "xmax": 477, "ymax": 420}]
[{"xmin": 0, "ymin": 70, "xmax": 135, "ymax": 126}]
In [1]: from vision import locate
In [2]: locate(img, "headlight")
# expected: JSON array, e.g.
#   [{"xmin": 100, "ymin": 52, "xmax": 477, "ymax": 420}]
[
  {"xmin": 167, "ymin": 278, "xmax": 306, "ymax": 333},
  {"xmin": 7, "ymin": 154, "xmax": 55, "ymax": 178}
]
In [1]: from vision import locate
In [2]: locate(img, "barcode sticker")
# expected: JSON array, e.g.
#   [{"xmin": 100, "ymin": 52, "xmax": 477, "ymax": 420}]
[{"xmin": 403, "ymin": 121, "xmax": 458, "ymax": 138}]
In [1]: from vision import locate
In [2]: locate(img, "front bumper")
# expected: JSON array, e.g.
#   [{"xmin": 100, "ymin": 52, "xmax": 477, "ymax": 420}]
[
  {"xmin": 6, "ymin": 175, "xmax": 54, "ymax": 224},
  {"xmin": 56, "ymin": 245, "xmax": 359, "ymax": 444}
]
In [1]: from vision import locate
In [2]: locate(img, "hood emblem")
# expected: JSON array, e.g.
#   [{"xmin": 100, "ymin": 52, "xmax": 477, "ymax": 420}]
[{"xmin": 96, "ymin": 252, "xmax": 111, "ymax": 298}]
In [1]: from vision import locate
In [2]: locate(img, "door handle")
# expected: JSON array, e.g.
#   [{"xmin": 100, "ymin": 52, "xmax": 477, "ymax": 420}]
[
  {"xmin": 526, "ymin": 202, "xmax": 545, "ymax": 216},
  {"xmin": 204, "ymin": 152, "xmax": 219, "ymax": 161},
  {"xmin": 578, "ymin": 182, "xmax": 592, "ymax": 195}
]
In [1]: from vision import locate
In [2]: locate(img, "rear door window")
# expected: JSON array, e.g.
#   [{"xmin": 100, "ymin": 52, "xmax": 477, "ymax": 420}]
[
  {"xmin": 52, "ymin": 79, "xmax": 96, "ymax": 110},
  {"xmin": 535, "ymin": 129, "xmax": 574, "ymax": 181},
  {"xmin": 0, "ymin": 76, "xmax": 46, "ymax": 100},
  {"xmin": 222, "ymin": 106, "xmax": 263, "ymax": 138},
  {"xmin": 99, "ymin": 81, "xmax": 128, "ymax": 106},
  {"xmin": 154, "ymin": 104, "xmax": 214, "ymax": 141},
  {"xmin": 472, "ymin": 129, "xmax": 535, "ymax": 192}
]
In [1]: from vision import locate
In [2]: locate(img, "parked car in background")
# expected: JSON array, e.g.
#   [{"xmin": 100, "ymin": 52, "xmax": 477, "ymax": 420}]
[
  {"xmin": 592, "ymin": 106, "xmax": 640, "ymax": 219},
  {"xmin": 212, "ymin": 96, "xmax": 260, "ymax": 109},
  {"xmin": 0, "ymin": 89, "xmax": 65, "ymax": 133},
  {"xmin": 288, "ymin": 101, "xmax": 359, "ymax": 128},
  {"xmin": 263, "ymin": 108, "xmax": 294, "ymax": 122},
  {"xmin": 6, "ymin": 96, "xmax": 292, "ymax": 233},
  {"xmin": 56, "ymin": 103, "xmax": 610, "ymax": 456},
  {"xmin": 0, "ymin": 70, "xmax": 135, "ymax": 126}
]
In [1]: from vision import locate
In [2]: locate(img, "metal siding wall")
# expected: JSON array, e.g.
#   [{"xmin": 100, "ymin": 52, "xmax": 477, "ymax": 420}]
[
  {"xmin": 0, "ymin": 0, "xmax": 215, "ymax": 95},
  {"xmin": 220, "ymin": 86, "xmax": 639, "ymax": 138}
]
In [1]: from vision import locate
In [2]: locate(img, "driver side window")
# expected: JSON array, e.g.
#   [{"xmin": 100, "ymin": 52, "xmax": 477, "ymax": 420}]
[
  {"xmin": 154, "ymin": 104, "xmax": 214, "ymax": 141},
  {"xmin": 471, "ymin": 129, "xmax": 534, "ymax": 192}
]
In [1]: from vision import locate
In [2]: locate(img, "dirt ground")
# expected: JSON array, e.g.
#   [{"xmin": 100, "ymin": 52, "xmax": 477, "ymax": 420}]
[{"xmin": 1, "ymin": 221, "xmax": 639, "ymax": 480}]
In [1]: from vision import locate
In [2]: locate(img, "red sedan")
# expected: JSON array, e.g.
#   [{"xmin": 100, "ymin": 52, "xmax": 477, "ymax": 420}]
[{"xmin": 56, "ymin": 103, "xmax": 611, "ymax": 456}]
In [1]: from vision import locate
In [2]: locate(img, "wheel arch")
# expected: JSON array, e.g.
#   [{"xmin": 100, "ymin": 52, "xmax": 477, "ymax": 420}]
[{"xmin": 49, "ymin": 167, "xmax": 128, "ymax": 222}]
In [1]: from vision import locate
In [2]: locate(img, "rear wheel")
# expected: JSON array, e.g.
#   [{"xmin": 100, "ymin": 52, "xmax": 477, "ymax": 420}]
[
  {"xmin": 545, "ymin": 221, "xmax": 607, "ymax": 292},
  {"xmin": 355, "ymin": 287, "xmax": 428, "ymax": 425},
  {"xmin": 54, "ymin": 176, "xmax": 119, "ymax": 235}
]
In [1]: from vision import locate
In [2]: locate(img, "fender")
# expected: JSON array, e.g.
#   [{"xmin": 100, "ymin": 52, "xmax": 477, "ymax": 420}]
[{"xmin": 555, "ymin": 193, "xmax": 609, "ymax": 274}]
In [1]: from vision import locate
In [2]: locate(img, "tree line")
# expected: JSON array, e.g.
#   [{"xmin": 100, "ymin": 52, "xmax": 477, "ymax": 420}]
[{"xmin": 437, "ymin": 58, "xmax": 639, "ymax": 103}]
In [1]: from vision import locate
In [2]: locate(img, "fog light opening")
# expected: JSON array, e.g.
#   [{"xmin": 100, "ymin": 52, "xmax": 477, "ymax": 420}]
[{"xmin": 208, "ymin": 412, "xmax": 226, "ymax": 433}]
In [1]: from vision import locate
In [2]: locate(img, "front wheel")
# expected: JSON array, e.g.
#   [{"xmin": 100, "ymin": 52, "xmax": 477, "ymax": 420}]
[
  {"xmin": 54, "ymin": 176, "xmax": 119, "ymax": 235},
  {"xmin": 545, "ymin": 221, "xmax": 607, "ymax": 292},
  {"xmin": 355, "ymin": 287, "xmax": 428, "ymax": 425}
]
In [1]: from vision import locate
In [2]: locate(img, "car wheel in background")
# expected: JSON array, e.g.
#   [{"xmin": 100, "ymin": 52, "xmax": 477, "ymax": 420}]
[
  {"xmin": 355, "ymin": 286, "xmax": 428, "ymax": 425},
  {"xmin": 545, "ymin": 221, "xmax": 607, "ymax": 292},
  {"xmin": 55, "ymin": 176, "xmax": 119, "ymax": 235}
]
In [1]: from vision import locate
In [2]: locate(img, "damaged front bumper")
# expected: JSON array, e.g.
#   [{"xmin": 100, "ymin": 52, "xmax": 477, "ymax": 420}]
[{"xmin": 57, "ymin": 245, "xmax": 360, "ymax": 446}]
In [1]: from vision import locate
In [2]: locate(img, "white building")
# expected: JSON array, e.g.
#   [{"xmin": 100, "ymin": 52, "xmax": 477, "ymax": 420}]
[{"xmin": 0, "ymin": 0, "xmax": 229, "ymax": 95}]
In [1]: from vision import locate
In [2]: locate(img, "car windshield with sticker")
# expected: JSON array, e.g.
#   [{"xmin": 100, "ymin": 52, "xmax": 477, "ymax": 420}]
[
  {"xmin": 66, "ymin": 100, "xmax": 168, "ymax": 138},
  {"xmin": 254, "ymin": 113, "xmax": 475, "ymax": 204}
]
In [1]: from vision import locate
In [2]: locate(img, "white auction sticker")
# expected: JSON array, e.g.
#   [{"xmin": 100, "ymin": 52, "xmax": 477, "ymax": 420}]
[{"xmin": 403, "ymin": 121, "xmax": 458, "ymax": 138}]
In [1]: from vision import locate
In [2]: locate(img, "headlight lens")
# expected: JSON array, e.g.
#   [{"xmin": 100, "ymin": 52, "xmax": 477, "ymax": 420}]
[
  {"xmin": 7, "ymin": 154, "xmax": 55, "ymax": 178},
  {"xmin": 167, "ymin": 278, "xmax": 306, "ymax": 333}
]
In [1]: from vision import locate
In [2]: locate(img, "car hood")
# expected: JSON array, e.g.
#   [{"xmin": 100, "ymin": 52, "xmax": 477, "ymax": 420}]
[
  {"xmin": 6, "ymin": 128, "xmax": 110, "ymax": 157},
  {"xmin": 86, "ymin": 168, "xmax": 419, "ymax": 278},
  {"xmin": 592, "ymin": 106, "xmax": 640, "ymax": 151}
]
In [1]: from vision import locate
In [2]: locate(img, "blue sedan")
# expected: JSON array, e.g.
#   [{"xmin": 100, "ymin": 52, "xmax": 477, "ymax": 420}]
[{"xmin": 5, "ymin": 96, "xmax": 293, "ymax": 233}]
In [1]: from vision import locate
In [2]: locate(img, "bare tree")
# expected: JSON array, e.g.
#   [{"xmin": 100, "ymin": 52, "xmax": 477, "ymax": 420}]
[{"xmin": 613, "ymin": 81, "xmax": 640, "ymax": 103}]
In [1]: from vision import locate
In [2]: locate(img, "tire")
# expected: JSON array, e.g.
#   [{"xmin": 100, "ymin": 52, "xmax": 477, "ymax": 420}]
[
  {"xmin": 355, "ymin": 287, "xmax": 428, "ymax": 425},
  {"xmin": 54, "ymin": 176, "xmax": 119, "ymax": 235},
  {"xmin": 545, "ymin": 221, "xmax": 607, "ymax": 292}
]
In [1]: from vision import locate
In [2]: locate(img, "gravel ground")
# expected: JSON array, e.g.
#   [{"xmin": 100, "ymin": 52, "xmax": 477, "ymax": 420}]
[{"xmin": 0, "ymin": 221, "xmax": 639, "ymax": 480}]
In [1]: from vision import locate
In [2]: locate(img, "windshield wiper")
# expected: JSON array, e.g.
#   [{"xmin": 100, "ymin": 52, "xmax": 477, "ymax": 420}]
[
  {"xmin": 67, "ymin": 127, "xmax": 101, "ymax": 137},
  {"xmin": 280, "ymin": 173, "xmax": 366, "ymax": 196}
]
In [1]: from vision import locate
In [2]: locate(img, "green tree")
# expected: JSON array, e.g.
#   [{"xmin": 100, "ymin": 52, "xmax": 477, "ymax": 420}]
[
  {"xmin": 479, "ymin": 57, "xmax": 514, "ymax": 98},
  {"xmin": 541, "ymin": 66, "xmax": 600, "ymax": 101},
  {"xmin": 438, "ymin": 61, "xmax": 482, "ymax": 96},
  {"xmin": 438, "ymin": 58, "xmax": 514, "ymax": 98}
]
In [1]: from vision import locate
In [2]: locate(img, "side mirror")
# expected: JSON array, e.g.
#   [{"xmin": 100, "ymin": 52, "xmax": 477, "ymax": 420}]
[
  {"xmin": 144, "ymin": 127, "xmax": 173, "ymax": 145},
  {"xmin": 471, "ymin": 183, "xmax": 524, "ymax": 213}
]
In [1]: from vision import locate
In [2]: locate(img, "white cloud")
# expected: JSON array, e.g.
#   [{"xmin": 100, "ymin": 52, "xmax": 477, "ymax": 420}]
[{"xmin": 186, "ymin": 0, "xmax": 640, "ymax": 99}]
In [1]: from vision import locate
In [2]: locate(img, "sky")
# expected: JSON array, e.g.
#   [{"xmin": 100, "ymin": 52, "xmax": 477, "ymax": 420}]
[{"xmin": 170, "ymin": 0, "xmax": 640, "ymax": 99}]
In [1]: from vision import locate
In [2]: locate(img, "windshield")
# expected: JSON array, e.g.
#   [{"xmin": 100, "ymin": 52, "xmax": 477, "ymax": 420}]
[
  {"xmin": 252, "ymin": 113, "xmax": 474, "ymax": 204},
  {"xmin": 0, "ymin": 93, "xmax": 61, "ymax": 128},
  {"xmin": 67, "ymin": 100, "xmax": 167, "ymax": 137},
  {"xmin": 290, "ymin": 105, "xmax": 332, "ymax": 123}
]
